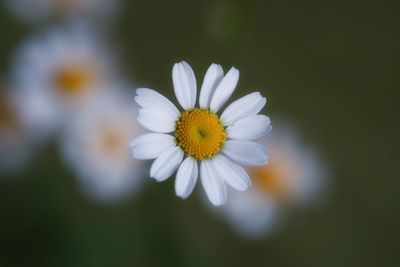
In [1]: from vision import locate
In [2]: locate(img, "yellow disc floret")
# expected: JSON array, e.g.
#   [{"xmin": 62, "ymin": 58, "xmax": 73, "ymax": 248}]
[
  {"xmin": 54, "ymin": 65, "xmax": 93, "ymax": 97},
  {"xmin": 250, "ymin": 153, "xmax": 296, "ymax": 202},
  {"xmin": 175, "ymin": 109, "xmax": 227, "ymax": 160}
]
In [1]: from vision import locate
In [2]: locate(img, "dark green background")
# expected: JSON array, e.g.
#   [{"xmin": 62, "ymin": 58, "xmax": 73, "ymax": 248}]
[{"xmin": 0, "ymin": 0, "xmax": 399, "ymax": 266}]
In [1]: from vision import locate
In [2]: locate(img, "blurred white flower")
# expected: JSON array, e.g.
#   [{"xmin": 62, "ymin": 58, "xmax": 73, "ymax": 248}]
[
  {"xmin": 220, "ymin": 123, "xmax": 328, "ymax": 239},
  {"xmin": 11, "ymin": 23, "xmax": 117, "ymax": 141},
  {"xmin": 60, "ymin": 90, "xmax": 144, "ymax": 202},
  {"xmin": 0, "ymin": 89, "xmax": 33, "ymax": 174},
  {"xmin": 4, "ymin": 0, "xmax": 120, "ymax": 23}
]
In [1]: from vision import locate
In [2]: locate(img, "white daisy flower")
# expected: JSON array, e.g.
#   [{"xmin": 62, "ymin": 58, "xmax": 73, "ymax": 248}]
[
  {"xmin": 61, "ymin": 90, "xmax": 143, "ymax": 202},
  {"xmin": 4, "ymin": 0, "xmax": 120, "ymax": 23},
  {"xmin": 11, "ymin": 23, "xmax": 116, "ymax": 141},
  {"xmin": 220, "ymin": 124, "xmax": 328, "ymax": 238},
  {"xmin": 0, "ymin": 89, "xmax": 33, "ymax": 174},
  {"xmin": 130, "ymin": 61, "xmax": 271, "ymax": 206}
]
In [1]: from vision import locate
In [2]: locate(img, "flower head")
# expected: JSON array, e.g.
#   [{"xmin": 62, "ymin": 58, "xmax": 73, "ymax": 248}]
[
  {"xmin": 61, "ymin": 90, "xmax": 143, "ymax": 202},
  {"xmin": 130, "ymin": 61, "xmax": 271, "ymax": 206},
  {"xmin": 11, "ymin": 23, "xmax": 117, "ymax": 140},
  {"xmin": 219, "ymin": 124, "xmax": 328, "ymax": 238}
]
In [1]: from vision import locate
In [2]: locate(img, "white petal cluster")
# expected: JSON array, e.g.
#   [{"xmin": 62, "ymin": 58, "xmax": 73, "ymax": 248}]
[{"xmin": 131, "ymin": 61, "xmax": 271, "ymax": 206}]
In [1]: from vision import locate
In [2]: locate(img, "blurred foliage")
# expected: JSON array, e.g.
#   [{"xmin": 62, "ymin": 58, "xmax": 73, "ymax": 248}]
[{"xmin": 0, "ymin": 0, "xmax": 399, "ymax": 266}]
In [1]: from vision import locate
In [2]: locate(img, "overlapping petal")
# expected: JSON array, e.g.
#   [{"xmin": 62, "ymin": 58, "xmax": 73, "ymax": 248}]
[
  {"xmin": 199, "ymin": 63, "xmax": 224, "ymax": 109},
  {"xmin": 135, "ymin": 88, "xmax": 180, "ymax": 119},
  {"xmin": 222, "ymin": 140, "xmax": 269, "ymax": 166},
  {"xmin": 130, "ymin": 133, "xmax": 176, "ymax": 159},
  {"xmin": 200, "ymin": 160, "xmax": 227, "ymax": 206},
  {"xmin": 227, "ymin": 115, "xmax": 271, "ymax": 140},
  {"xmin": 209, "ymin": 67, "xmax": 239, "ymax": 112},
  {"xmin": 137, "ymin": 108, "xmax": 176, "ymax": 133},
  {"xmin": 150, "ymin": 146, "xmax": 184, "ymax": 182},
  {"xmin": 212, "ymin": 154, "xmax": 251, "ymax": 191},
  {"xmin": 135, "ymin": 88, "xmax": 180, "ymax": 133},
  {"xmin": 220, "ymin": 92, "xmax": 266, "ymax": 126}
]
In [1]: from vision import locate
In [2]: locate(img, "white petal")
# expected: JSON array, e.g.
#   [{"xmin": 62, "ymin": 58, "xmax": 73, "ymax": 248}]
[
  {"xmin": 222, "ymin": 140, "xmax": 268, "ymax": 166},
  {"xmin": 227, "ymin": 115, "xmax": 272, "ymax": 140},
  {"xmin": 135, "ymin": 88, "xmax": 180, "ymax": 119},
  {"xmin": 209, "ymin": 67, "xmax": 239, "ymax": 112},
  {"xmin": 200, "ymin": 160, "xmax": 227, "ymax": 206},
  {"xmin": 172, "ymin": 61, "xmax": 197, "ymax": 110},
  {"xmin": 212, "ymin": 154, "xmax": 251, "ymax": 191},
  {"xmin": 137, "ymin": 108, "xmax": 176, "ymax": 133},
  {"xmin": 130, "ymin": 133, "xmax": 176, "ymax": 159},
  {"xmin": 175, "ymin": 157, "xmax": 198, "ymax": 199},
  {"xmin": 220, "ymin": 92, "xmax": 266, "ymax": 126},
  {"xmin": 150, "ymin": 146, "xmax": 184, "ymax": 182},
  {"xmin": 199, "ymin": 64, "xmax": 224, "ymax": 109}
]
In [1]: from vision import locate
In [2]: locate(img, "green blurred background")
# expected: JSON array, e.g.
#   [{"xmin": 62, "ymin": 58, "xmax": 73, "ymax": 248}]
[{"xmin": 0, "ymin": 0, "xmax": 399, "ymax": 266}]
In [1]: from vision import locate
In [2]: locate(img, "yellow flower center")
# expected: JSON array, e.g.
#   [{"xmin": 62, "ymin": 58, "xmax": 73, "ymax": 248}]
[
  {"xmin": 250, "ymin": 154, "xmax": 296, "ymax": 202},
  {"xmin": 101, "ymin": 130, "xmax": 124, "ymax": 155},
  {"xmin": 54, "ymin": 66, "xmax": 94, "ymax": 97},
  {"xmin": 175, "ymin": 109, "xmax": 226, "ymax": 160},
  {"xmin": 90, "ymin": 123, "xmax": 131, "ymax": 162}
]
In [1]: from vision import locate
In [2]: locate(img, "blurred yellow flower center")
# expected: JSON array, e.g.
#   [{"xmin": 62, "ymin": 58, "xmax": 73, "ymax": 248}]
[
  {"xmin": 250, "ymin": 161, "xmax": 290, "ymax": 201},
  {"xmin": 54, "ymin": 66, "xmax": 93, "ymax": 97},
  {"xmin": 94, "ymin": 122, "xmax": 127, "ymax": 157},
  {"xmin": 101, "ymin": 131, "xmax": 123, "ymax": 154},
  {"xmin": 90, "ymin": 123, "xmax": 131, "ymax": 162},
  {"xmin": 175, "ymin": 109, "xmax": 226, "ymax": 160}
]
